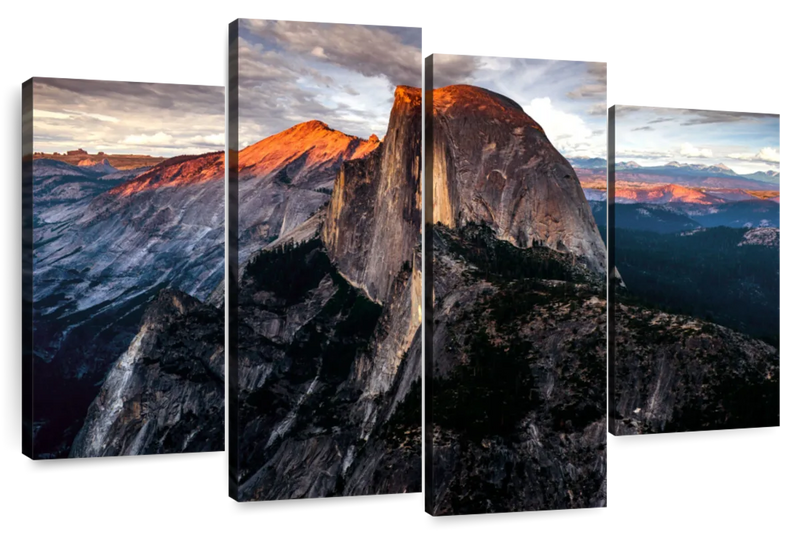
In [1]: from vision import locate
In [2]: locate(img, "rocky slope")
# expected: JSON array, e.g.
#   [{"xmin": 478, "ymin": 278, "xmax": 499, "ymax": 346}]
[
  {"xmin": 429, "ymin": 85, "xmax": 605, "ymax": 274},
  {"xmin": 70, "ymin": 289, "xmax": 224, "ymax": 456},
  {"xmin": 427, "ymin": 224, "xmax": 606, "ymax": 515},
  {"xmin": 231, "ymin": 87, "xmax": 421, "ymax": 500},
  {"xmin": 611, "ymin": 296, "xmax": 779, "ymax": 434},
  {"xmin": 236, "ymin": 120, "xmax": 380, "ymax": 263},
  {"xmin": 31, "ymin": 153, "xmax": 224, "ymax": 457}
]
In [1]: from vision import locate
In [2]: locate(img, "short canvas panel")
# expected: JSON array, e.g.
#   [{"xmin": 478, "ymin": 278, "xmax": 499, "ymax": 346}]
[
  {"xmin": 424, "ymin": 54, "xmax": 608, "ymax": 515},
  {"xmin": 609, "ymin": 105, "xmax": 780, "ymax": 435},
  {"xmin": 228, "ymin": 19, "xmax": 422, "ymax": 501},
  {"xmin": 22, "ymin": 78, "xmax": 225, "ymax": 459}
]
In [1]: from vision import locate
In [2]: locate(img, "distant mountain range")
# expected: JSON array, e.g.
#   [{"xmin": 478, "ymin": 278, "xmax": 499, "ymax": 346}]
[
  {"xmin": 570, "ymin": 157, "xmax": 780, "ymax": 187},
  {"xmin": 616, "ymin": 160, "xmax": 780, "ymax": 185},
  {"xmin": 33, "ymin": 150, "xmax": 167, "ymax": 170}
]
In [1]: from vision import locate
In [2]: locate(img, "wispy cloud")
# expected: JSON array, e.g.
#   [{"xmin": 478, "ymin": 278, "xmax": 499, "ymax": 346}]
[
  {"xmin": 613, "ymin": 105, "xmax": 780, "ymax": 176},
  {"xmin": 236, "ymin": 20, "xmax": 421, "ymax": 141},
  {"xmin": 32, "ymin": 78, "xmax": 223, "ymax": 156}
]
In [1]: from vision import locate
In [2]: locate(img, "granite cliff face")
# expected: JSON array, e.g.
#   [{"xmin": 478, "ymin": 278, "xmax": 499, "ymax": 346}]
[
  {"xmin": 232, "ymin": 87, "xmax": 421, "ymax": 500},
  {"xmin": 70, "ymin": 289, "xmax": 224, "ymax": 457},
  {"xmin": 430, "ymin": 85, "xmax": 605, "ymax": 274},
  {"xmin": 323, "ymin": 86, "xmax": 421, "ymax": 304},
  {"xmin": 31, "ymin": 153, "xmax": 224, "ymax": 458},
  {"xmin": 611, "ymin": 298, "xmax": 779, "ymax": 435}
]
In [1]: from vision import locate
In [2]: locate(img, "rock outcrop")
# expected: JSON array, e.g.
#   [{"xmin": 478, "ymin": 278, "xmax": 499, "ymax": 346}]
[
  {"xmin": 429, "ymin": 85, "xmax": 605, "ymax": 274},
  {"xmin": 231, "ymin": 86, "xmax": 422, "ymax": 501},
  {"xmin": 323, "ymin": 85, "xmax": 421, "ymax": 304},
  {"xmin": 427, "ymin": 224, "xmax": 606, "ymax": 515},
  {"xmin": 611, "ymin": 299, "xmax": 779, "ymax": 435},
  {"xmin": 235, "ymin": 121, "xmax": 380, "ymax": 263},
  {"xmin": 70, "ymin": 289, "xmax": 224, "ymax": 457},
  {"xmin": 31, "ymin": 153, "xmax": 224, "ymax": 458}
]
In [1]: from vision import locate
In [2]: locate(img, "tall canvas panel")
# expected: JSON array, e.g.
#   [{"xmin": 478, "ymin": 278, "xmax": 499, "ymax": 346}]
[
  {"xmin": 22, "ymin": 78, "xmax": 226, "ymax": 459},
  {"xmin": 228, "ymin": 19, "xmax": 422, "ymax": 501},
  {"xmin": 424, "ymin": 55, "xmax": 608, "ymax": 515},
  {"xmin": 609, "ymin": 105, "xmax": 780, "ymax": 435}
]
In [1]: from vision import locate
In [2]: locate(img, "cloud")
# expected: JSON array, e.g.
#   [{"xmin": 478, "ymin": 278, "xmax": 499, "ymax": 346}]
[
  {"xmin": 588, "ymin": 102, "xmax": 607, "ymax": 116},
  {"xmin": 679, "ymin": 142, "xmax": 713, "ymax": 158},
  {"xmin": 632, "ymin": 126, "xmax": 653, "ymax": 132},
  {"xmin": 430, "ymin": 54, "xmax": 482, "ymax": 87},
  {"xmin": 729, "ymin": 147, "xmax": 780, "ymax": 164},
  {"xmin": 234, "ymin": 21, "xmax": 422, "ymax": 140},
  {"xmin": 31, "ymin": 78, "xmax": 224, "ymax": 156},
  {"xmin": 524, "ymin": 97, "xmax": 600, "ymax": 157},
  {"xmin": 34, "ymin": 109, "xmax": 72, "ymax": 120},
  {"xmin": 615, "ymin": 148, "xmax": 673, "ymax": 160},
  {"xmin": 614, "ymin": 106, "xmax": 777, "ymax": 127},
  {"xmin": 567, "ymin": 62, "xmax": 606, "ymax": 99},
  {"xmin": 191, "ymin": 133, "xmax": 225, "ymax": 146},
  {"xmin": 242, "ymin": 20, "xmax": 421, "ymax": 87},
  {"xmin": 122, "ymin": 132, "xmax": 175, "ymax": 146}
]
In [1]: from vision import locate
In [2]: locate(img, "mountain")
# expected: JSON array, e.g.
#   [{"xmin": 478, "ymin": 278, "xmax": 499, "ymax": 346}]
[
  {"xmin": 33, "ymin": 151, "xmax": 167, "ymax": 170},
  {"xmin": 236, "ymin": 120, "xmax": 380, "ymax": 263},
  {"xmin": 686, "ymin": 199, "xmax": 779, "ymax": 228},
  {"xmin": 429, "ymin": 84, "xmax": 605, "ymax": 274},
  {"xmin": 613, "ymin": 226, "xmax": 778, "ymax": 342},
  {"xmin": 31, "ymin": 153, "xmax": 224, "ymax": 458},
  {"xmin": 428, "ymin": 224, "xmax": 606, "ymax": 514},
  {"xmin": 323, "ymin": 85, "xmax": 421, "ymax": 303},
  {"xmin": 568, "ymin": 156, "xmax": 607, "ymax": 169},
  {"xmin": 615, "ymin": 183, "xmax": 723, "ymax": 205},
  {"xmin": 77, "ymin": 157, "xmax": 116, "ymax": 173},
  {"xmin": 70, "ymin": 289, "xmax": 224, "ymax": 457},
  {"xmin": 232, "ymin": 86, "xmax": 422, "ymax": 500},
  {"xmin": 615, "ymin": 162, "xmax": 779, "ymax": 191},
  {"xmin": 703, "ymin": 188, "xmax": 763, "ymax": 203},
  {"xmin": 426, "ymin": 83, "xmax": 606, "ymax": 515},
  {"xmin": 613, "ymin": 204, "xmax": 700, "ymax": 233},
  {"xmin": 612, "ymin": 300, "xmax": 778, "ymax": 434},
  {"xmin": 743, "ymin": 170, "xmax": 780, "ymax": 184}
]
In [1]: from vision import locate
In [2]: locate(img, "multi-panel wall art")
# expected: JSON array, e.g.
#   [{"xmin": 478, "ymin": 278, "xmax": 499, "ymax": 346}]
[
  {"xmin": 22, "ymin": 78, "xmax": 226, "ymax": 459},
  {"xmin": 228, "ymin": 19, "xmax": 422, "ymax": 501},
  {"xmin": 608, "ymin": 106, "xmax": 780, "ymax": 435},
  {"xmin": 424, "ymin": 54, "xmax": 608, "ymax": 515}
]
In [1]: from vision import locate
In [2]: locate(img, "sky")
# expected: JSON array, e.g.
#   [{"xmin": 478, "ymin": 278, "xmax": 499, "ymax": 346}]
[
  {"xmin": 614, "ymin": 106, "xmax": 780, "ymax": 175},
  {"xmin": 431, "ymin": 55, "xmax": 607, "ymax": 159},
  {"xmin": 32, "ymin": 78, "xmax": 224, "ymax": 157},
  {"xmin": 235, "ymin": 19, "xmax": 422, "ymax": 146}
]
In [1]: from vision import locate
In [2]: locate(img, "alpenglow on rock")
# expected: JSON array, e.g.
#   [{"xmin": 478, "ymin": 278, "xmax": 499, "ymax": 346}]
[
  {"xmin": 429, "ymin": 84, "xmax": 606, "ymax": 274},
  {"xmin": 323, "ymin": 85, "xmax": 422, "ymax": 304},
  {"xmin": 235, "ymin": 120, "xmax": 380, "ymax": 263}
]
